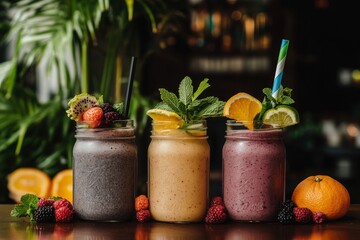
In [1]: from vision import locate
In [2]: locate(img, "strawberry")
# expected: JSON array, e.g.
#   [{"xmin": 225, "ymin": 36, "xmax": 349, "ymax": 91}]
[
  {"xmin": 82, "ymin": 106, "xmax": 103, "ymax": 128},
  {"xmin": 293, "ymin": 207, "xmax": 312, "ymax": 223},
  {"xmin": 205, "ymin": 205, "xmax": 227, "ymax": 224},
  {"xmin": 210, "ymin": 196, "xmax": 224, "ymax": 207},
  {"xmin": 313, "ymin": 211, "xmax": 326, "ymax": 223},
  {"xmin": 135, "ymin": 195, "xmax": 149, "ymax": 211},
  {"xmin": 136, "ymin": 209, "xmax": 151, "ymax": 223},
  {"xmin": 55, "ymin": 206, "xmax": 74, "ymax": 223}
]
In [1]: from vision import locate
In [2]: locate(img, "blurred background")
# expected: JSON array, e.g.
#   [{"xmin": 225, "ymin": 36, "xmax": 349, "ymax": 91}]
[{"xmin": 1, "ymin": 0, "xmax": 359, "ymax": 203}]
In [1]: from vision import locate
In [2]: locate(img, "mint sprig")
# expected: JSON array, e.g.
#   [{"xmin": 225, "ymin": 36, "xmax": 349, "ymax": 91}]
[
  {"xmin": 254, "ymin": 85, "xmax": 295, "ymax": 128},
  {"xmin": 156, "ymin": 76, "xmax": 225, "ymax": 122},
  {"xmin": 10, "ymin": 194, "xmax": 39, "ymax": 221}
]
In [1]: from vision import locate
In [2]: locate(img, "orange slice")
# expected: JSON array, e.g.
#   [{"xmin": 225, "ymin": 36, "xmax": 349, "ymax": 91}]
[
  {"xmin": 223, "ymin": 92, "xmax": 262, "ymax": 129},
  {"xmin": 7, "ymin": 167, "xmax": 51, "ymax": 202},
  {"xmin": 146, "ymin": 109, "xmax": 184, "ymax": 130},
  {"xmin": 51, "ymin": 169, "xmax": 73, "ymax": 203}
]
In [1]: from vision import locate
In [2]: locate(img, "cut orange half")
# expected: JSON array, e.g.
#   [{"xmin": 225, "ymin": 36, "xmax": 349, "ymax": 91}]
[
  {"xmin": 223, "ymin": 92, "xmax": 262, "ymax": 129},
  {"xmin": 7, "ymin": 167, "xmax": 51, "ymax": 202},
  {"xmin": 51, "ymin": 169, "xmax": 73, "ymax": 203}
]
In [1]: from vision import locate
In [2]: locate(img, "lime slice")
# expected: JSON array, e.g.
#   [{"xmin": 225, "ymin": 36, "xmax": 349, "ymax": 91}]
[{"xmin": 262, "ymin": 105, "xmax": 300, "ymax": 128}]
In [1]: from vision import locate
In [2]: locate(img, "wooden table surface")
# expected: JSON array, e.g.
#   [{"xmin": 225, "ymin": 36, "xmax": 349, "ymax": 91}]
[{"xmin": 1, "ymin": 204, "xmax": 360, "ymax": 240}]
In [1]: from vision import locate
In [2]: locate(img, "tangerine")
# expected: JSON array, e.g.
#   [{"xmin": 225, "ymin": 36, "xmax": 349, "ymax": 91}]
[
  {"xmin": 291, "ymin": 175, "xmax": 350, "ymax": 220},
  {"xmin": 7, "ymin": 167, "xmax": 51, "ymax": 202},
  {"xmin": 51, "ymin": 169, "xmax": 73, "ymax": 203}
]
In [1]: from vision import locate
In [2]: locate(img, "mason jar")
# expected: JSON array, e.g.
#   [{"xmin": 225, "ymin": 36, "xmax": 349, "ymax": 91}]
[
  {"xmin": 222, "ymin": 120, "xmax": 286, "ymax": 221},
  {"xmin": 148, "ymin": 120, "xmax": 210, "ymax": 223},
  {"xmin": 73, "ymin": 120, "xmax": 137, "ymax": 221}
]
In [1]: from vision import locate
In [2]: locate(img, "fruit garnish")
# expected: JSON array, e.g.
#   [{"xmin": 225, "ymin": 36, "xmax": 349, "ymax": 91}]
[
  {"xmin": 66, "ymin": 93, "xmax": 99, "ymax": 121},
  {"xmin": 223, "ymin": 92, "xmax": 262, "ymax": 129},
  {"xmin": 255, "ymin": 85, "xmax": 299, "ymax": 128},
  {"xmin": 146, "ymin": 109, "xmax": 185, "ymax": 130},
  {"xmin": 7, "ymin": 168, "xmax": 51, "ymax": 202},
  {"xmin": 262, "ymin": 105, "xmax": 299, "ymax": 128},
  {"xmin": 312, "ymin": 211, "xmax": 326, "ymax": 223},
  {"xmin": 82, "ymin": 106, "xmax": 104, "ymax": 128},
  {"xmin": 147, "ymin": 76, "xmax": 225, "ymax": 127},
  {"xmin": 51, "ymin": 169, "xmax": 73, "ymax": 203},
  {"xmin": 66, "ymin": 93, "xmax": 126, "ymax": 128},
  {"xmin": 291, "ymin": 175, "xmax": 350, "ymax": 221}
]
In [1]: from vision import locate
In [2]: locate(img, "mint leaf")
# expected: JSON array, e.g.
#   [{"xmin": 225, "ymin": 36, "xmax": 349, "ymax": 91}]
[
  {"xmin": 188, "ymin": 96, "xmax": 217, "ymax": 111},
  {"xmin": 195, "ymin": 101, "xmax": 225, "ymax": 119},
  {"xmin": 154, "ymin": 102, "xmax": 174, "ymax": 112},
  {"xmin": 192, "ymin": 78, "xmax": 210, "ymax": 101},
  {"xmin": 113, "ymin": 102, "xmax": 124, "ymax": 115},
  {"xmin": 11, "ymin": 193, "xmax": 39, "ymax": 221},
  {"xmin": 159, "ymin": 88, "xmax": 183, "ymax": 114},
  {"xmin": 179, "ymin": 76, "xmax": 193, "ymax": 106}
]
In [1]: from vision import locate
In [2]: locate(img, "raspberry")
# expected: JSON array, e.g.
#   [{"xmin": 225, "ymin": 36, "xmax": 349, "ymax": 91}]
[
  {"xmin": 313, "ymin": 211, "xmax": 326, "ymax": 223},
  {"xmin": 82, "ymin": 106, "xmax": 103, "ymax": 128},
  {"xmin": 103, "ymin": 111, "xmax": 121, "ymax": 126},
  {"xmin": 55, "ymin": 206, "xmax": 74, "ymax": 223},
  {"xmin": 293, "ymin": 207, "xmax": 312, "ymax": 223},
  {"xmin": 53, "ymin": 199, "xmax": 73, "ymax": 211},
  {"xmin": 37, "ymin": 198, "xmax": 55, "ymax": 207},
  {"xmin": 35, "ymin": 206, "xmax": 55, "ymax": 222},
  {"xmin": 101, "ymin": 103, "xmax": 115, "ymax": 113},
  {"xmin": 205, "ymin": 205, "xmax": 227, "ymax": 224},
  {"xmin": 136, "ymin": 209, "xmax": 151, "ymax": 223},
  {"xmin": 210, "ymin": 196, "xmax": 224, "ymax": 207},
  {"xmin": 135, "ymin": 195, "xmax": 149, "ymax": 211}
]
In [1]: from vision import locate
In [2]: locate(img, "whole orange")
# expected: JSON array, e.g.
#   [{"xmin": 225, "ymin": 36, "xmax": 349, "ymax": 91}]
[{"xmin": 291, "ymin": 175, "xmax": 350, "ymax": 220}]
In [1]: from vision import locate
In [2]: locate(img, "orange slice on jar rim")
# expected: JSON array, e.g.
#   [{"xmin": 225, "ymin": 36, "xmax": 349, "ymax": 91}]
[
  {"xmin": 223, "ymin": 92, "xmax": 262, "ymax": 129},
  {"xmin": 146, "ymin": 109, "xmax": 185, "ymax": 130},
  {"xmin": 7, "ymin": 167, "xmax": 51, "ymax": 202}
]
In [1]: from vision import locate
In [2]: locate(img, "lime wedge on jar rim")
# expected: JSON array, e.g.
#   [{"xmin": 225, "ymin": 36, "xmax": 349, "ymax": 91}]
[{"xmin": 262, "ymin": 105, "xmax": 300, "ymax": 128}]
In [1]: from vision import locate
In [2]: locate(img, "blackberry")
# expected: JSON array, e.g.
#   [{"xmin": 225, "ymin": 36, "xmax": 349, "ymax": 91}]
[
  {"xmin": 103, "ymin": 111, "xmax": 121, "ymax": 125},
  {"xmin": 101, "ymin": 103, "xmax": 115, "ymax": 113},
  {"xmin": 280, "ymin": 199, "xmax": 296, "ymax": 212},
  {"xmin": 35, "ymin": 206, "xmax": 55, "ymax": 223},
  {"xmin": 277, "ymin": 199, "xmax": 296, "ymax": 224},
  {"xmin": 277, "ymin": 208, "xmax": 296, "ymax": 224}
]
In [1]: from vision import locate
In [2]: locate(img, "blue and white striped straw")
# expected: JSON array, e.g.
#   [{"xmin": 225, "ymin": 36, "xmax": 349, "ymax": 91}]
[{"xmin": 272, "ymin": 39, "xmax": 289, "ymax": 99}]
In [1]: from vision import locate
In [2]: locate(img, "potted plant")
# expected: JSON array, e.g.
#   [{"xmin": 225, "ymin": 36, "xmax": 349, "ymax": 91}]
[{"xmin": 0, "ymin": 0, "xmax": 185, "ymax": 202}]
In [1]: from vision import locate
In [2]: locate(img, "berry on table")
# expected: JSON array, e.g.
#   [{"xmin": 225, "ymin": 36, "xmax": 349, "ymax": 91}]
[
  {"xmin": 136, "ymin": 209, "xmax": 151, "ymax": 223},
  {"xmin": 293, "ymin": 207, "xmax": 313, "ymax": 223},
  {"xmin": 37, "ymin": 198, "xmax": 55, "ymax": 207},
  {"xmin": 210, "ymin": 196, "xmax": 224, "ymax": 207},
  {"xmin": 277, "ymin": 199, "xmax": 296, "ymax": 224},
  {"xmin": 53, "ymin": 198, "xmax": 73, "ymax": 211},
  {"xmin": 313, "ymin": 211, "xmax": 327, "ymax": 223},
  {"xmin": 55, "ymin": 206, "xmax": 74, "ymax": 223},
  {"xmin": 205, "ymin": 205, "xmax": 227, "ymax": 224},
  {"xmin": 35, "ymin": 206, "xmax": 55, "ymax": 222},
  {"xmin": 135, "ymin": 195, "xmax": 149, "ymax": 211}
]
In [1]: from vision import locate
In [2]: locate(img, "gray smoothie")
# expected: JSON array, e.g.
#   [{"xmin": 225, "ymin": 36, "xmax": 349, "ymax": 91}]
[{"xmin": 73, "ymin": 126, "xmax": 137, "ymax": 221}]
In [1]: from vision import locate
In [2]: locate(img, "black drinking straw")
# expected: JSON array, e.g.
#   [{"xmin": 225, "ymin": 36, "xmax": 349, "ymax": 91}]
[{"xmin": 124, "ymin": 56, "xmax": 137, "ymax": 119}]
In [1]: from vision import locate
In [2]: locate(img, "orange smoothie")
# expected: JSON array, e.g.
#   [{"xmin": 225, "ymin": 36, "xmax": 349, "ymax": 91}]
[{"xmin": 148, "ymin": 123, "xmax": 210, "ymax": 222}]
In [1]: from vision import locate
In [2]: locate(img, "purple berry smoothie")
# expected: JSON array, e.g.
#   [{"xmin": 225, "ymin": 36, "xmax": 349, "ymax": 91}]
[
  {"xmin": 73, "ymin": 120, "xmax": 137, "ymax": 221},
  {"xmin": 222, "ymin": 122, "xmax": 285, "ymax": 221}
]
